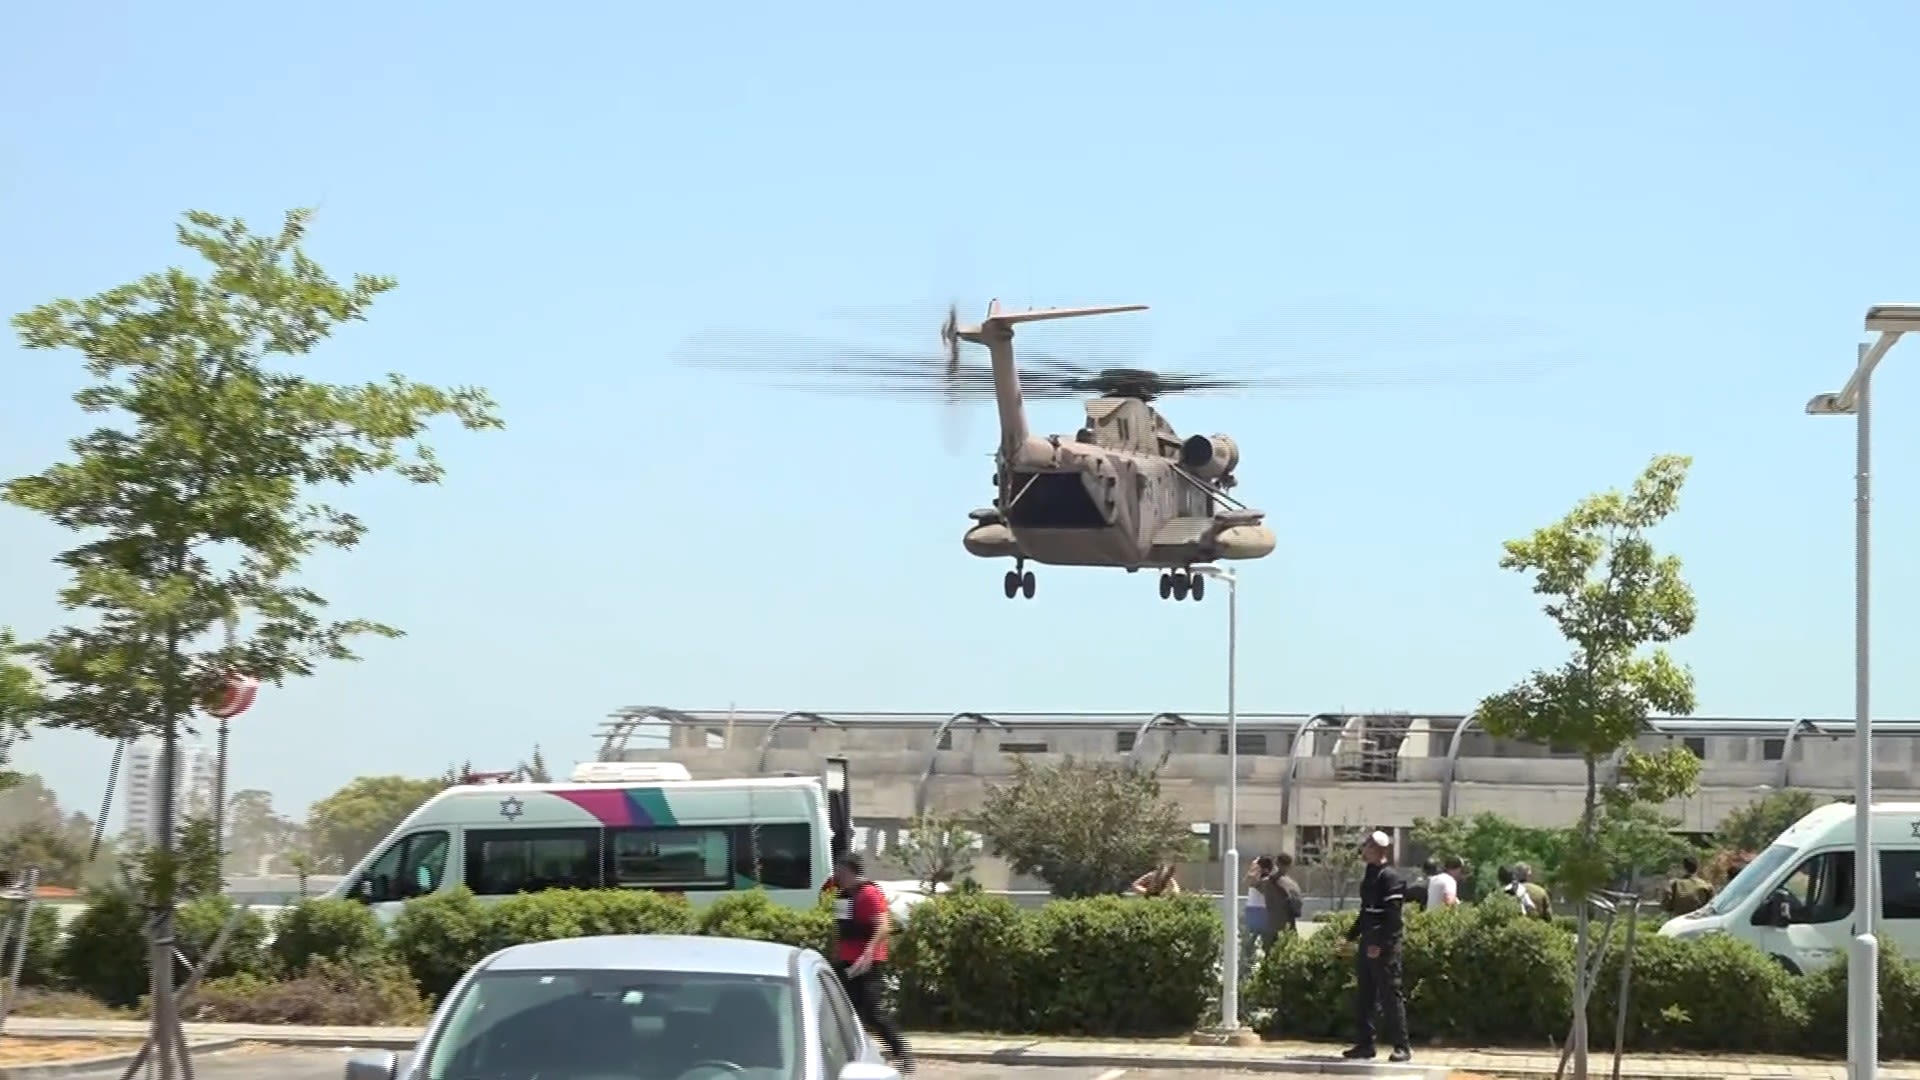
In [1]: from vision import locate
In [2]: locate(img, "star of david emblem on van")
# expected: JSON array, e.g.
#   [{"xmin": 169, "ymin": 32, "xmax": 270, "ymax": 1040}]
[{"xmin": 500, "ymin": 797, "xmax": 525, "ymax": 821}]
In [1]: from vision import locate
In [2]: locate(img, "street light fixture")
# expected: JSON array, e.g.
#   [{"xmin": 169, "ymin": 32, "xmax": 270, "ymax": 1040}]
[
  {"xmin": 1190, "ymin": 565, "xmax": 1243, "ymax": 1035},
  {"xmin": 1804, "ymin": 304, "xmax": 1919, "ymax": 1080}
]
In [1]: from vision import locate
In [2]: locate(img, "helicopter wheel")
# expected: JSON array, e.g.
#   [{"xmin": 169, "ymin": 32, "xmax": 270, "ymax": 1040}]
[
  {"xmin": 1020, "ymin": 570, "xmax": 1036, "ymax": 599},
  {"xmin": 1190, "ymin": 574, "xmax": 1206, "ymax": 602},
  {"xmin": 1158, "ymin": 572, "xmax": 1173, "ymax": 600},
  {"xmin": 1003, "ymin": 571, "xmax": 1020, "ymax": 599},
  {"xmin": 1171, "ymin": 573, "xmax": 1191, "ymax": 601}
]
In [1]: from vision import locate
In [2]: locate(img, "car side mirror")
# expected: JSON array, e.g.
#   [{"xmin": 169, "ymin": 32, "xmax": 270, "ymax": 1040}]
[
  {"xmin": 837, "ymin": 1064, "xmax": 901, "ymax": 1080},
  {"xmin": 1752, "ymin": 894, "xmax": 1791, "ymax": 928},
  {"xmin": 344, "ymin": 1052, "xmax": 398, "ymax": 1080},
  {"xmin": 355, "ymin": 879, "xmax": 376, "ymax": 903}
]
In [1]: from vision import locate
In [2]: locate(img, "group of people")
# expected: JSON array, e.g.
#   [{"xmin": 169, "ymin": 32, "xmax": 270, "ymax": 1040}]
[{"xmin": 1405, "ymin": 855, "xmax": 1554, "ymax": 919}]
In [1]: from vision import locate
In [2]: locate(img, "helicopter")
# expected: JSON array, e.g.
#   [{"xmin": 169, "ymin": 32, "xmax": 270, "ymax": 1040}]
[
  {"xmin": 677, "ymin": 298, "xmax": 1565, "ymax": 603},
  {"xmin": 943, "ymin": 300, "xmax": 1271, "ymax": 602}
]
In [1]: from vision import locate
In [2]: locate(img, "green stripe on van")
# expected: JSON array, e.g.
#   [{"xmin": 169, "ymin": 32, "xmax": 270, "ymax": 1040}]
[{"xmin": 627, "ymin": 788, "xmax": 678, "ymax": 827}]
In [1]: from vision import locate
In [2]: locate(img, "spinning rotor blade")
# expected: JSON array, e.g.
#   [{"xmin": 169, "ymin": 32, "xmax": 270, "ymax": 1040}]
[{"xmin": 676, "ymin": 305, "xmax": 1576, "ymax": 403}]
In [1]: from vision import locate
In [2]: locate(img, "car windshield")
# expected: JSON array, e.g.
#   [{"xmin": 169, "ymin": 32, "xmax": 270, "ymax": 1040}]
[
  {"xmin": 1706, "ymin": 841, "xmax": 1797, "ymax": 916},
  {"xmin": 421, "ymin": 967, "xmax": 798, "ymax": 1080}
]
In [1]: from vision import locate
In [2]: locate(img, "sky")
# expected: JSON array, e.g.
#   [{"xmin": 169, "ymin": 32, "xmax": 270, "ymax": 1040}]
[{"xmin": 5, "ymin": 1, "xmax": 1920, "ymax": 825}]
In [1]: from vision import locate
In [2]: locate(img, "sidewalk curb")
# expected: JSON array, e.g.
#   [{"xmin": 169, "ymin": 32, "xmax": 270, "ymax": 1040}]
[
  {"xmin": 916, "ymin": 1045, "xmax": 1442, "ymax": 1077},
  {"xmin": 0, "ymin": 1039, "xmax": 243, "ymax": 1080}
]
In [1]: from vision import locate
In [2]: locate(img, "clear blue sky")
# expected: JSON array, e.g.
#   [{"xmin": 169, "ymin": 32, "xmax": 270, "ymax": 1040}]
[{"xmin": 6, "ymin": 1, "xmax": 1920, "ymax": 824}]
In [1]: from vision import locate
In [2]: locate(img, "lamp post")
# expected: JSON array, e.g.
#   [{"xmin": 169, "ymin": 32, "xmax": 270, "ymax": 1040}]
[
  {"xmin": 1804, "ymin": 303, "xmax": 1920, "ymax": 1080},
  {"xmin": 1193, "ymin": 565, "xmax": 1241, "ymax": 1033}
]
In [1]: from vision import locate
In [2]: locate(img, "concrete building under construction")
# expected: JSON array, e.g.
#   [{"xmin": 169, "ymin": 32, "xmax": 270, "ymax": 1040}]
[{"xmin": 592, "ymin": 705, "xmax": 1920, "ymax": 891}]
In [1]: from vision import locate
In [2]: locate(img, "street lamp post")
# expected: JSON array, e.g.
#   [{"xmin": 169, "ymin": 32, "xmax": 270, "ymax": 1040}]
[
  {"xmin": 1193, "ymin": 565, "xmax": 1241, "ymax": 1033},
  {"xmin": 1804, "ymin": 303, "xmax": 1920, "ymax": 1080}
]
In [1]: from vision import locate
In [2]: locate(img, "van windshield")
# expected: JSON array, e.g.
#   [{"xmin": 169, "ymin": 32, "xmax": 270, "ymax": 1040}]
[{"xmin": 1707, "ymin": 842, "xmax": 1797, "ymax": 916}]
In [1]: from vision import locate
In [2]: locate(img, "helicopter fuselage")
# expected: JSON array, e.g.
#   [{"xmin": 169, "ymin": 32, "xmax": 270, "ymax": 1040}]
[{"xmin": 948, "ymin": 299, "xmax": 1276, "ymax": 600}]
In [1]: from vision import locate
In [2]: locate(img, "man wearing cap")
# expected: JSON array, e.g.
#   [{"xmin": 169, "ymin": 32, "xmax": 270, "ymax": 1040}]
[{"xmin": 1343, "ymin": 830, "xmax": 1411, "ymax": 1063}]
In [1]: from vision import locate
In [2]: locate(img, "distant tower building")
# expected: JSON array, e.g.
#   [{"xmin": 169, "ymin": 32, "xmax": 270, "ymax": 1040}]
[{"xmin": 122, "ymin": 738, "xmax": 217, "ymax": 844}]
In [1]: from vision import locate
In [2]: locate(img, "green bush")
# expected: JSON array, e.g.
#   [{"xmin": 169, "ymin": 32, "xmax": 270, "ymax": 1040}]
[
  {"xmin": 17, "ymin": 905, "xmax": 63, "ymax": 988},
  {"xmin": 1589, "ymin": 931, "xmax": 1803, "ymax": 1052},
  {"xmin": 894, "ymin": 891, "xmax": 1033, "ymax": 1032},
  {"xmin": 695, "ymin": 890, "xmax": 832, "ymax": 954},
  {"xmin": 176, "ymin": 896, "xmax": 270, "ymax": 979},
  {"xmin": 894, "ymin": 892, "xmax": 1219, "ymax": 1036},
  {"xmin": 270, "ymin": 898, "xmax": 385, "ymax": 972},
  {"xmin": 1793, "ymin": 941, "xmax": 1920, "ymax": 1060},
  {"xmin": 387, "ymin": 889, "xmax": 492, "ymax": 1002},
  {"xmin": 58, "ymin": 890, "xmax": 148, "ymax": 1007},
  {"xmin": 1252, "ymin": 901, "xmax": 1573, "ymax": 1044},
  {"xmin": 188, "ymin": 956, "xmax": 429, "ymax": 1026}
]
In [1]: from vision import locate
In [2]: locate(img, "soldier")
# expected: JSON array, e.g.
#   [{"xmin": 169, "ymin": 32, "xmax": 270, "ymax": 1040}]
[
  {"xmin": 1343, "ymin": 830, "xmax": 1411, "ymax": 1063},
  {"xmin": 1662, "ymin": 856, "xmax": 1714, "ymax": 916},
  {"xmin": 1515, "ymin": 861, "xmax": 1553, "ymax": 921}
]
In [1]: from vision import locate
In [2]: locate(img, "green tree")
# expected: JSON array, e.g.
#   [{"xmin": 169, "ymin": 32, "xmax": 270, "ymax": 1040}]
[
  {"xmin": 1715, "ymin": 789, "xmax": 1825, "ymax": 853},
  {"xmin": 0, "ymin": 629, "xmax": 41, "ymax": 788},
  {"xmin": 974, "ymin": 756, "xmax": 1198, "ymax": 898},
  {"xmin": 306, "ymin": 775, "xmax": 445, "ymax": 866},
  {"xmin": 3, "ymin": 207, "xmax": 498, "ymax": 1025},
  {"xmin": 892, "ymin": 811, "xmax": 979, "ymax": 890},
  {"xmin": 0, "ymin": 820, "xmax": 89, "ymax": 887},
  {"xmin": 226, "ymin": 787, "xmax": 301, "ymax": 874},
  {"xmin": 1477, "ymin": 453, "xmax": 1704, "ymax": 1079},
  {"xmin": 122, "ymin": 815, "xmax": 224, "ymax": 902},
  {"xmin": 518, "ymin": 746, "xmax": 552, "ymax": 783},
  {"xmin": 1411, "ymin": 812, "xmax": 1566, "ymax": 901}
]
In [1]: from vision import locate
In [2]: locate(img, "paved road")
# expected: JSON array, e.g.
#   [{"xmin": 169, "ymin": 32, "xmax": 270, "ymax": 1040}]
[{"xmin": 87, "ymin": 1046, "xmax": 1295, "ymax": 1080}]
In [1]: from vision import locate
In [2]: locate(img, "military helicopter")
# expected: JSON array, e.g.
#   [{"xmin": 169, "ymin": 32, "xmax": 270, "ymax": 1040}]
[
  {"xmin": 936, "ymin": 300, "xmax": 1272, "ymax": 602},
  {"xmin": 678, "ymin": 298, "xmax": 1563, "ymax": 603}
]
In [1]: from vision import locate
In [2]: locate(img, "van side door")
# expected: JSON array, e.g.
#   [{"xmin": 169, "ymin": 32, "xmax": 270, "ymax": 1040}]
[{"xmin": 1748, "ymin": 846, "xmax": 1853, "ymax": 973}]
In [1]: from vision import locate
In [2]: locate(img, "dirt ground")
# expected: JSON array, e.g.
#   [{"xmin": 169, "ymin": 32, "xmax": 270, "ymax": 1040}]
[{"xmin": 0, "ymin": 1038, "xmax": 140, "ymax": 1066}]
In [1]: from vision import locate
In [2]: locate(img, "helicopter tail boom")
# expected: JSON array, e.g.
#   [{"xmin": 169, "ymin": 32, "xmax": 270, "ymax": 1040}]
[{"xmin": 954, "ymin": 300, "xmax": 1148, "ymax": 465}]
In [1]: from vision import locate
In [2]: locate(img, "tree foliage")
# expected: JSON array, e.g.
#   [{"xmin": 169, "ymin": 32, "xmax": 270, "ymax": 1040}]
[
  {"xmin": 3, "ymin": 207, "xmax": 502, "ymax": 746},
  {"xmin": 0, "ymin": 629, "xmax": 41, "ymax": 787},
  {"xmin": 892, "ymin": 812, "xmax": 979, "ymax": 890},
  {"xmin": 226, "ymin": 788, "xmax": 302, "ymax": 874},
  {"xmin": 1714, "ymin": 789, "xmax": 1825, "ymax": 853},
  {"xmin": 974, "ymin": 756, "xmax": 1198, "ymax": 898},
  {"xmin": 306, "ymin": 775, "xmax": 444, "ymax": 867},
  {"xmin": 1477, "ymin": 453, "xmax": 1704, "ymax": 1079},
  {"xmin": 122, "ymin": 814, "xmax": 224, "ymax": 903}
]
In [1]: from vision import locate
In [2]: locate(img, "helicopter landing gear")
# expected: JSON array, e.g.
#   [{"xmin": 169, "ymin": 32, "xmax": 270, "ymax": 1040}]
[
  {"xmin": 1158, "ymin": 569, "xmax": 1204, "ymax": 602},
  {"xmin": 1003, "ymin": 564, "xmax": 1036, "ymax": 600}
]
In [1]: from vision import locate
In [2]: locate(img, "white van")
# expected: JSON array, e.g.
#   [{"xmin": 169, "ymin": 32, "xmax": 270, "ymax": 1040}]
[
  {"xmin": 1659, "ymin": 800, "xmax": 1920, "ymax": 973},
  {"xmin": 326, "ymin": 759, "xmax": 854, "ymax": 924}
]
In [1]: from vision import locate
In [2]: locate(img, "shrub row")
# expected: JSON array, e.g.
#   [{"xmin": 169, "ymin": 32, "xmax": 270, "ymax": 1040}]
[
  {"xmin": 22, "ymin": 886, "xmax": 1920, "ymax": 1055},
  {"xmin": 1250, "ymin": 900, "xmax": 1920, "ymax": 1058}
]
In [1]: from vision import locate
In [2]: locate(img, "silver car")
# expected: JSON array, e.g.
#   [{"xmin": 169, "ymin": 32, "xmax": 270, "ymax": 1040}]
[{"xmin": 346, "ymin": 935, "xmax": 902, "ymax": 1080}]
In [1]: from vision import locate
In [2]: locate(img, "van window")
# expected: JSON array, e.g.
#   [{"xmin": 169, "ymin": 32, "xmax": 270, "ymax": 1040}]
[
  {"xmin": 609, "ymin": 827, "xmax": 731, "ymax": 891},
  {"xmin": 1882, "ymin": 850, "xmax": 1920, "ymax": 920},
  {"xmin": 1772, "ymin": 850, "xmax": 1854, "ymax": 925},
  {"xmin": 466, "ymin": 828, "xmax": 601, "ymax": 894},
  {"xmin": 734, "ymin": 824, "xmax": 813, "ymax": 890},
  {"xmin": 357, "ymin": 831, "xmax": 452, "ymax": 903}
]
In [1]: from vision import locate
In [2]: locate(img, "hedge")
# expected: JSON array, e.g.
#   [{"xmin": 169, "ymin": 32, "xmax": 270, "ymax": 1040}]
[
  {"xmin": 1250, "ymin": 898, "xmax": 1920, "ymax": 1058},
  {"xmin": 25, "ymin": 886, "xmax": 1920, "ymax": 1055}
]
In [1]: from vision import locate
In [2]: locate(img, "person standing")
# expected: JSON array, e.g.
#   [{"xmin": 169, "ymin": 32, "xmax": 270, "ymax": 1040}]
[
  {"xmin": 1244, "ymin": 858, "xmax": 1271, "ymax": 947},
  {"xmin": 1265, "ymin": 852, "xmax": 1305, "ymax": 938},
  {"xmin": 1514, "ymin": 862, "xmax": 1553, "ymax": 921},
  {"xmin": 1427, "ymin": 855, "xmax": 1463, "ymax": 909},
  {"xmin": 1662, "ymin": 856, "xmax": 1714, "ymax": 916},
  {"xmin": 1130, "ymin": 863, "xmax": 1181, "ymax": 897},
  {"xmin": 831, "ymin": 853, "xmax": 913, "ymax": 1073},
  {"xmin": 1343, "ymin": 830, "xmax": 1411, "ymax": 1063}
]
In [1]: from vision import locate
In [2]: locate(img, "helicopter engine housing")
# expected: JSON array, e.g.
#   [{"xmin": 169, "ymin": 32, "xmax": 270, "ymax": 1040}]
[{"xmin": 1180, "ymin": 433, "xmax": 1240, "ymax": 480}]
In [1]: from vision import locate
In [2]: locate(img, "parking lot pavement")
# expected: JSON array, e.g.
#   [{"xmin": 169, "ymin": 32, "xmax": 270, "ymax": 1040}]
[{"xmin": 73, "ymin": 1047, "xmax": 1309, "ymax": 1080}]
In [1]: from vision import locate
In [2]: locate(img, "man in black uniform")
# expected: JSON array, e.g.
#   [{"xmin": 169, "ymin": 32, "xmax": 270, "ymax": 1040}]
[{"xmin": 1343, "ymin": 829, "xmax": 1411, "ymax": 1063}]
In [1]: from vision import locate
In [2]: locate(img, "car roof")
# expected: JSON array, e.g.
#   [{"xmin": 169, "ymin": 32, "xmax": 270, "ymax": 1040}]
[{"xmin": 481, "ymin": 934, "xmax": 808, "ymax": 978}]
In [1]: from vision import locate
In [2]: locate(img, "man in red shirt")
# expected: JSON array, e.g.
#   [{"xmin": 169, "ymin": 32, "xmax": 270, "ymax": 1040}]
[{"xmin": 831, "ymin": 854, "xmax": 912, "ymax": 1072}]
